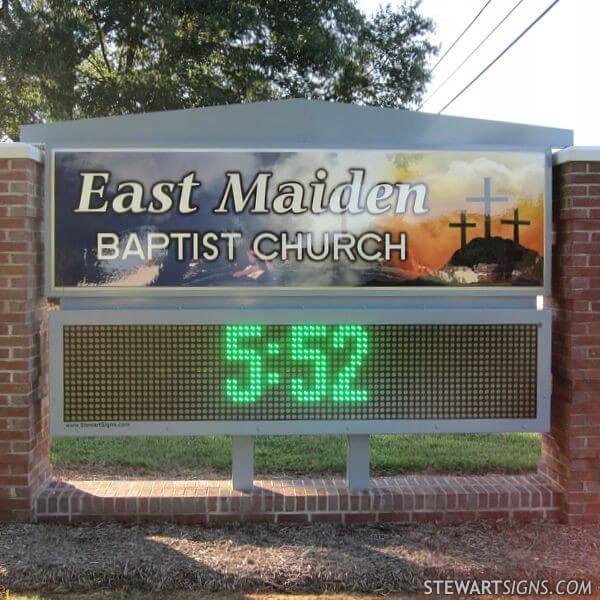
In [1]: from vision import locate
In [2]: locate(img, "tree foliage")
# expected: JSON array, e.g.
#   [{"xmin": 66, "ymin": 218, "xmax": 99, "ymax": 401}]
[{"xmin": 0, "ymin": 0, "xmax": 436, "ymax": 140}]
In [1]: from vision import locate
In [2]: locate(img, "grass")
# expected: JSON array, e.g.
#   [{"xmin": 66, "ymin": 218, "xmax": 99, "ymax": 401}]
[{"xmin": 51, "ymin": 433, "xmax": 541, "ymax": 476}]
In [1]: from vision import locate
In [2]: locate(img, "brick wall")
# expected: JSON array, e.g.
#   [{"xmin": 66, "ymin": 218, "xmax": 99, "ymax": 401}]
[
  {"xmin": 539, "ymin": 156, "xmax": 600, "ymax": 524},
  {"xmin": 0, "ymin": 146, "xmax": 50, "ymax": 520},
  {"xmin": 34, "ymin": 474, "xmax": 561, "ymax": 525}
]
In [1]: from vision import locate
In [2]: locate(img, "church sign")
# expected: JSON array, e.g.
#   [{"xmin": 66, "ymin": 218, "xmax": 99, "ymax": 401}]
[
  {"xmin": 50, "ymin": 149, "xmax": 546, "ymax": 294},
  {"xmin": 19, "ymin": 100, "xmax": 568, "ymax": 490},
  {"xmin": 47, "ymin": 143, "xmax": 551, "ymax": 444}
]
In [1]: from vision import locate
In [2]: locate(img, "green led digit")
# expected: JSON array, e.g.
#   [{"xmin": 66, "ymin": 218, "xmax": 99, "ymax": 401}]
[
  {"xmin": 290, "ymin": 325, "xmax": 327, "ymax": 402},
  {"xmin": 224, "ymin": 325, "xmax": 264, "ymax": 403},
  {"xmin": 332, "ymin": 325, "xmax": 369, "ymax": 402}
]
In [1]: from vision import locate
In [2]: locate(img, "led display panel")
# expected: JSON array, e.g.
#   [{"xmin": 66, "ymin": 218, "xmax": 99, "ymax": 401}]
[{"xmin": 61, "ymin": 323, "xmax": 538, "ymax": 423}]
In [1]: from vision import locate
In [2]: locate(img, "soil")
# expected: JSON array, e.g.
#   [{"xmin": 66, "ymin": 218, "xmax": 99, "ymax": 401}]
[{"xmin": 1, "ymin": 521, "xmax": 599, "ymax": 596}]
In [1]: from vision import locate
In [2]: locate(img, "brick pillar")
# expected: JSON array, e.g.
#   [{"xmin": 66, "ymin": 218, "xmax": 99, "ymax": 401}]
[
  {"xmin": 0, "ymin": 144, "xmax": 50, "ymax": 521},
  {"xmin": 540, "ymin": 150, "xmax": 600, "ymax": 524}
]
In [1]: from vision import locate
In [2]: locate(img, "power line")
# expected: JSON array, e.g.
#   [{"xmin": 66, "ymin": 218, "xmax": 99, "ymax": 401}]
[
  {"xmin": 438, "ymin": 0, "xmax": 561, "ymax": 114},
  {"xmin": 419, "ymin": 0, "xmax": 526, "ymax": 110},
  {"xmin": 430, "ymin": 0, "xmax": 494, "ymax": 74}
]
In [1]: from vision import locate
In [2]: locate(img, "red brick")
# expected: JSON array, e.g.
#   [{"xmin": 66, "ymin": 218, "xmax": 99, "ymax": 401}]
[
  {"xmin": 561, "ymin": 162, "xmax": 589, "ymax": 174},
  {"xmin": 171, "ymin": 514, "xmax": 208, "ymax": 525},
  {"xmin": 476, "ymin": 511, "xmax": 511, "ymax": 522},
  {"xmin": 512, "ymin": 510, "xmax": 546, "ymax": 522},
  {"xmin": 568, "ymin": 174, "xmax": 600, "ymax": 185},
  {"xmin": 443, "ymin": 511, "xmax": 478, "ymax": 523},
  {"xmin": 542, "ymin": 159, "xmax": 600, "ymax": 523},
  {"xmin": 344, "ymin": 513, "xmax": 377, "ymax": 523},
  {"xmin": 310, "ymin": 513, "xmax": 343, "ymax": 523},
  {"xmin": 208, "ymin": 513, "xmax": 244, "ymax": 524},
  {"xmin": 0, "ymin": 152, "xmax": 48, "ymax": 522},
  {"xmin": 9, "ymin": 159, "xmax": 36, "ymax": 171},
  {"xmin": 412, "ymin": 511, "xmax": 445, "ymax": 523},
  {"xmin": 277, "ymin": 513, "xmax": 309, "ymax": 523},
  {"xmin": 561, "ymin": 185, "xmax": 588, "ymax": 197},
  {"xmin": 377, "ymin": 512, "xmax": 412, "ymax": 522},
  {"xmin": 29, "ymin": 474, "xmax": 562, "ymax": 524}
]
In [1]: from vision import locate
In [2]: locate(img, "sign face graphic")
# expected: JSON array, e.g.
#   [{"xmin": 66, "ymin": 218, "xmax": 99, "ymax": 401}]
[{"xmin": 51, "ymin": 149, "xmax": 546, "ymax": 294}]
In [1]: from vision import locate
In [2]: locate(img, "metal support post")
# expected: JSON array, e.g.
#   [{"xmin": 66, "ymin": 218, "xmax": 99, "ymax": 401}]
[
  {"xmin": 346, "ymin": 434, "xmax": 370, "ymax": 491},
  {"xmin": 232, "ymin": 435, "xmax": 254, "ymax": 492}
]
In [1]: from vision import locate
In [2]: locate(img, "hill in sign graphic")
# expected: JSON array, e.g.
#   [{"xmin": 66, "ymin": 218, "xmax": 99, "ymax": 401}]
[{"xmin": 435, "ymin": 236, "xmax": 543, "ymax": 286}]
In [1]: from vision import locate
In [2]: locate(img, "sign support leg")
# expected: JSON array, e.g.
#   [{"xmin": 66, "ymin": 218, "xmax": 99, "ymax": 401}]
[
  {"xmin": 346, "ymin": 434, "xmax": 370, "ymax": 491},
  {"xmin": 232, "ymin": 435, "xmax": 254, "ymax": 492}
]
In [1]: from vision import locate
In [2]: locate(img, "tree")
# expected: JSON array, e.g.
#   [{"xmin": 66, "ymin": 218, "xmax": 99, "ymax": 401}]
[{"xmin": 0, "ymin": 0, "xmax": 436, "ymax": 140}]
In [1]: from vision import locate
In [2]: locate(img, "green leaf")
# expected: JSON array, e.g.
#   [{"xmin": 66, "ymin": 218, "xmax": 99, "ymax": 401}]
[{"xmin": 0, "ymin": 0, "xmax": 436, "ymax": 139}]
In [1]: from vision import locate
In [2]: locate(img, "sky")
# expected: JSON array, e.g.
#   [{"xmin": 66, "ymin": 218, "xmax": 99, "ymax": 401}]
[{"xmin": 356, "ymin": 0, "xmax": 594, "ymax": 146}]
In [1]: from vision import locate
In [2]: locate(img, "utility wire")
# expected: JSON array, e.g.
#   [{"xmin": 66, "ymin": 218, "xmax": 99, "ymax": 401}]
[
  {"xmin": 438, "ymin": 0, "xmax": 561, "ymax": 114},
  {"xmin": 430, "ymin": 0, "xmax": 494, "ymax": 74},
  {"xmin": 419, "ymin": 0, "xmax": 526, "ymax": 110}
]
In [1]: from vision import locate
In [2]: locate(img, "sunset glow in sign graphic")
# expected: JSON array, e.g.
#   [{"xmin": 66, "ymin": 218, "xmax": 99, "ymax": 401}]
[
  {"xmin": 51, "ymin": 150, "xmax": 545, "ymax": 291},
  {"xmin": 379, "ymin": 152, "xmax": 544, "ymax": 279}
]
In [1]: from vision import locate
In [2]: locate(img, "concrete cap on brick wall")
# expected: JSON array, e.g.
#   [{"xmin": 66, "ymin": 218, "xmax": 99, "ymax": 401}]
[
  {"xmin": 554, "ymin": 146, "xmax": 600, "ymax": 165},
  {"xmin": 0, "ymin": 142, "xmax": 43, "ymax": 162}
]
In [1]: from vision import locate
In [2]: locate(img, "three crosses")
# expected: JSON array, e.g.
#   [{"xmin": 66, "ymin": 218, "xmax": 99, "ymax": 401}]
[{"xmin": 449, "ymin": 177, "xmax": 531, "ymax": 249}]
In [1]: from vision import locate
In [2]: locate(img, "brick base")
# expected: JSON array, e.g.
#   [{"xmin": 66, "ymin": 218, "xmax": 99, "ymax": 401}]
[
  {"xmin": 0, "ymin": 148, "xmax": 49, "ymax": 521},
  {"xmin": 34, "ymin": 474, "xmax": 561, "ymax": 524},
  {"xmin": 540, "ymin": 155, "xmax": 600, "ymax": 524}
]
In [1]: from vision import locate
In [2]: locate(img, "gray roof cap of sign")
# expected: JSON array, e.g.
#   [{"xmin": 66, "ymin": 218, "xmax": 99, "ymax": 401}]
[{"xmin": 20, "ymin": 99, "xmax": 573, "ymax": 149}]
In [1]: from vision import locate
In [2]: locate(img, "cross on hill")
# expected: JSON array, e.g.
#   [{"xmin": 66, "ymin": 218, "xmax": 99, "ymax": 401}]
[
  {"xmin": 449, "ymin": 210, "xmax": 476, "ymax": 249},
  {"xmin": 501, "ymin": 208, "xmax": 530, "ymax": 244},
  {"xmin": 466, "ymin": 177, "xmax": 509, "ymax": 238}
]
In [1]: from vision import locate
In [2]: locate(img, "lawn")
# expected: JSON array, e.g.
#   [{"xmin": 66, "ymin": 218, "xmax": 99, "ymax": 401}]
[{"xmin": 51, "ymin": 433, "xmax": 541, "ymax": 476}]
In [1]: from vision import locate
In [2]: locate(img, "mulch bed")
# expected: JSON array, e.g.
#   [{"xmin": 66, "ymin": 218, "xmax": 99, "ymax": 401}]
[{"xmin": 1, "ymin": 521, "xmax": 599, "ymax": 595}]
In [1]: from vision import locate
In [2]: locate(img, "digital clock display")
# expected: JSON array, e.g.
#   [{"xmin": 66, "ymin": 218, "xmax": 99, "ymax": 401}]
[
  {"xmin": 62, "ymin": 323, "xmax": 538, "ymax": 423},
  {"xmin": 224, "ymin": 325, "xmax": 369, "ymax": 404}
]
